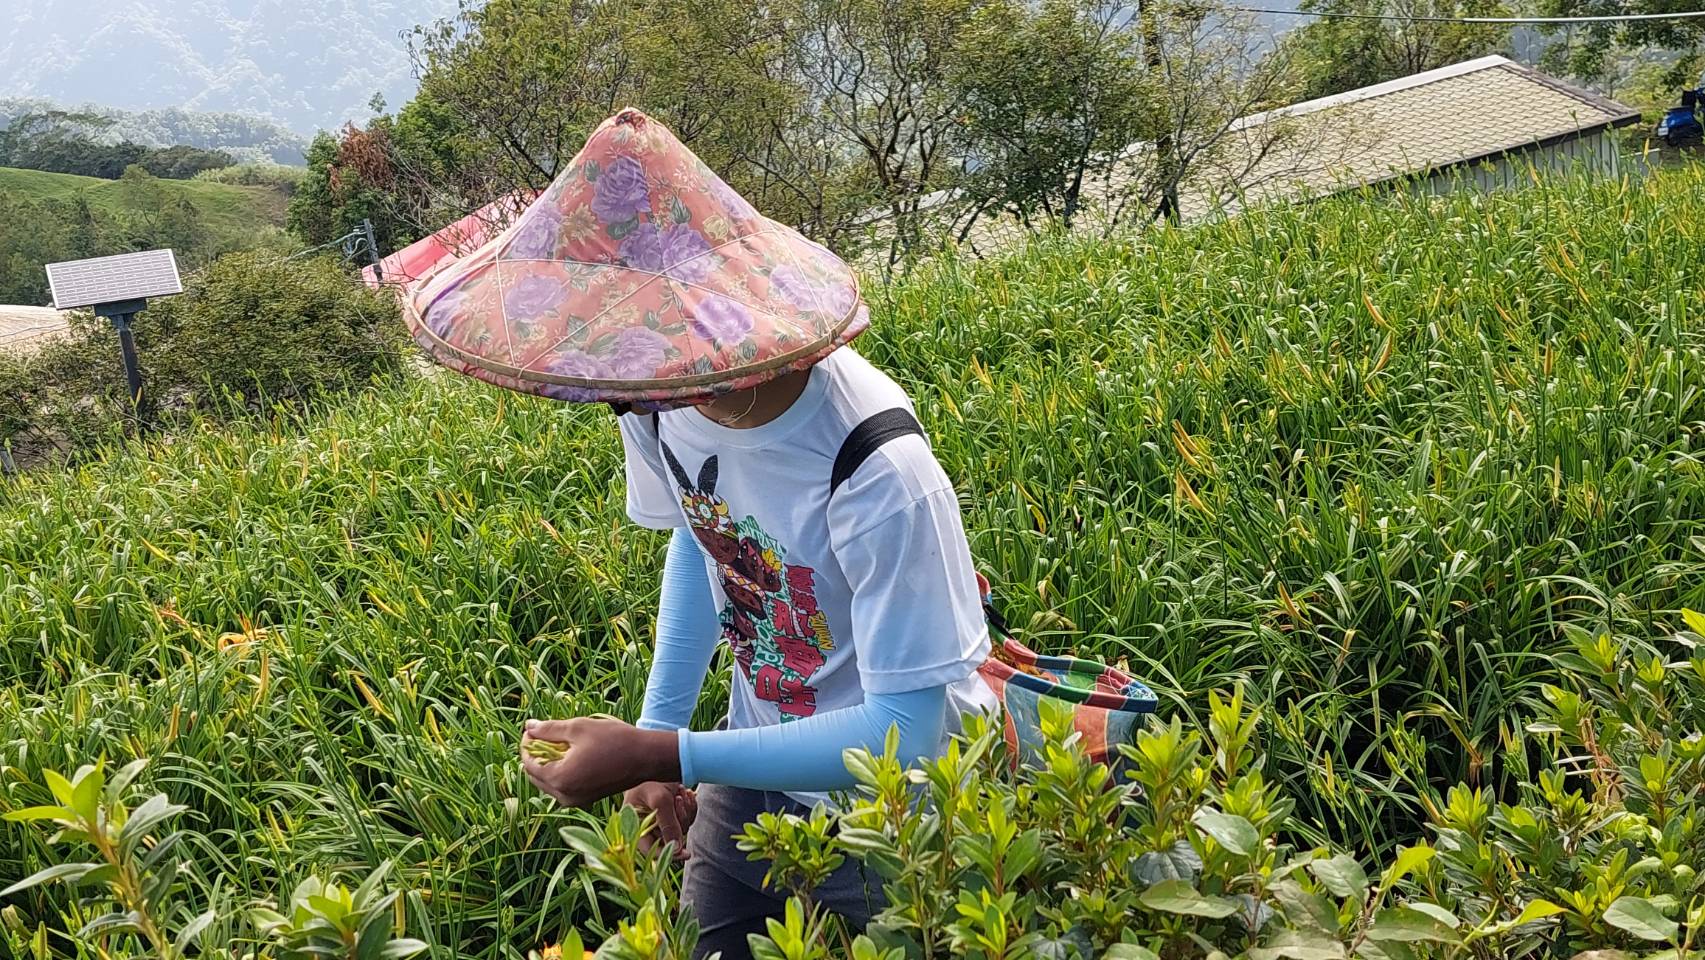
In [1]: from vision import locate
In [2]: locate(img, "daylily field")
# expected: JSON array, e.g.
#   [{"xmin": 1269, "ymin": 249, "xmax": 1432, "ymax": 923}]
[{"xmin": 4, "ymin": 168, "xmax": 1705, "ymax": 958}]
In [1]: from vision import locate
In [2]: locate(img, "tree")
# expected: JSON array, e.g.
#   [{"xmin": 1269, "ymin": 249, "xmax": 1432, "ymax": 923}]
[
  {"xmin": 405, "ymin": 0, "xmax": 649, "ymax": 198},
  {"xmin": 137, "ymin": 144, "xmax": 235, "ymax": 180},
  {"xmin": 0, "ymin": 110, "xmax": 100, "ymax": 166},
  {"xmin": 1283, "ymin": 0, "xmax": 1514, "ymax": 100},
  {"xmin": 112, "ymin": 166, "xmax": 206, "ymax": 256},
  {"xmin": 0, "ymin": 193, "xmax": 128, "ymax": 304},
  {"xmin": 784, "ymin": 0, "xmax": 988, "ymax": 265},
  {"xmin": 0, "ymin": 109, "xmax": 236, "ymax": 180},
  {"xmin": 948, "ymin": 0, "xmax": 1152, "ymax": 234},
  {"xmin": 0, "ymin": 110, "xmax": 145, "ymax": 179},
  {"xmin": 291, "ymin": 0, "xmax": 1343, "ymax": 267},
  {"xmin": 65, "ymin": 196, "xmax": 105, "ymax": 257},
  {"xmin": 0, "ymin": 193, "xmax": 78, "ymax": 304},
  {"xmin": 721, "ymin": 87, "xmax": 879, "ymax": 249},
  {"xmin": 1535, "ymin": 0, "xmax": 1704, "ymax": 89},
  {"xmin": 286, "ymin": 134, "xmax": 343, "ymax": 248},
  {"xmin": 287, "ymin": 128, "xmax": 409, "ymax": 252},
  {"xmin": 930, "ymin": 0, "xmax": 1311, "ymax": 243},
  {"xmin": 391, "ymin": 0, "xmax": 797, "ymax": 244}
]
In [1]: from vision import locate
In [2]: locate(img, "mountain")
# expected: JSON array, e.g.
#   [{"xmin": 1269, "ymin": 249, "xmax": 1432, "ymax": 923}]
[
  {"xmin": 0, "ymin": 0, "xmax": 460, "ymax": 137},
  {"xmin": 0, "ymin": 96, "xmax": 311, "ymax": 165}
]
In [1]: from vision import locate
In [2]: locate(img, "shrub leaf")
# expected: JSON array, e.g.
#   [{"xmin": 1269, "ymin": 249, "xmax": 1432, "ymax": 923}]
[
  {"xmin": 1366, "ymin": 906, "xmax": 1460, "ymax": 943},
  {"xmin": 1131, "ymin": 841, "xmax": 1203, "ymax": 886},
  {"xmin": 0, "ymin": 862, "xmax": 101, "ymax": 897},
  {"xmin": 1379, "ymin": 845, "xmax": 1434, "ymax": 889},
  {"xmin": 1308, "ymin": 854, "xmax": 1368, "ymax": 902},
  {"xmin": 1138, "ymin": 879, "xmax": 1240, "ymax": 918},
  {"xmin": 1681, "ymin": 607, "xmax": 1705, "ymax": 638},
  {"xmin": 1193, "ymin": 808, "xmax": 1259, "ymax": 856},
  {"xmin": 1248, "ymin": 930, "xmax": 1347, "ymax": 960},
  {"xmin": 1602, "ymin": 897, "xmax": 1679, "ymax": 942}
]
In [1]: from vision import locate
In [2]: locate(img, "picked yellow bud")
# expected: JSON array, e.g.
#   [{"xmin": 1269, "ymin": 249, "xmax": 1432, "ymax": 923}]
[{"xmin": 524, "ymin": 738, "xmax": 570, "ymax": 763}]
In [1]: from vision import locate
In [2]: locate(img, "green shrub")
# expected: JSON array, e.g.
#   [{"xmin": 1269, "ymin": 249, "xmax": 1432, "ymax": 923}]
[
  {"xmin": 1, "ymin": 760, "xmax": 427, "ymax": 960},
  {"xmin": 0, "ymin": 166, "xmax": 286, "ymax": 303},
  {"xmin": 0, "ymin": 331, "xmax": 130, "ymax": 465},
  {"xmin": 136, "ymin": 144, "xmax": 236, "ymax": 180},
  {"xmin": 0, "ymin": 191, "xmax": 128, "ymax": 303},
  {"xmin": 7, "ymin": 625, "xmax": 1703, "ymax": 956},
  {"xmin": 194, "ymin": 162, "xmax": 309, "ymax": 195},
  {"xmin": 565, "ymin": 626, "xmax": 1705, "ymax": 959},
  {"xmin": 1, "ymin": 250, "xmax": 406, "ymax": 465},
  {"xmin": 133, "ymin": 250, "xmax": 406, "ymax": 405}
]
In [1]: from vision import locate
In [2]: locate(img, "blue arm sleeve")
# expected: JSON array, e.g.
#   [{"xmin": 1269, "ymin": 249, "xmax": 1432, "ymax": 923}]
[
  {"xmin": 677, "ymin": 685, "xmax": 947, "ymax": 792},
  {"xmin": 635, "ymin": 528, "xmax": 721, "ymax": 732}
]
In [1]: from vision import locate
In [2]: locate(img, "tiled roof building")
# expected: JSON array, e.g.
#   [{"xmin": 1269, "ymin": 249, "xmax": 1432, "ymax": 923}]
[{"xmin": 861, "ymin": 55, "xmax": 1640, "ymax": 263}]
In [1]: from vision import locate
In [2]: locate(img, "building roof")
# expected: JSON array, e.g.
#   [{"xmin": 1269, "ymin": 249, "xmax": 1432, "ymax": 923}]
[
  {"xmin": 856, "ymin": 55, "xmax": 1641, "ymax": 263},
  {"xmin": 1219, "ymin": 55, "xmax": 1642, "ymax": 206}
]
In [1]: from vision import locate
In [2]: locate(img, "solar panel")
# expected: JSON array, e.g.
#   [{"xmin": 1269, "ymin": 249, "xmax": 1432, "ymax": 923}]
[{"xmin": 45, "ymin": 249, "xmax": 183, "ymax": 310}]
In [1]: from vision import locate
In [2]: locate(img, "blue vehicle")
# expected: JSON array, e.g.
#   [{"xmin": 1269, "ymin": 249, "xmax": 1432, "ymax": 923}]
[{"xmin": 1657, "ymin": 84, "xmax": 1703, "ymax": 148}]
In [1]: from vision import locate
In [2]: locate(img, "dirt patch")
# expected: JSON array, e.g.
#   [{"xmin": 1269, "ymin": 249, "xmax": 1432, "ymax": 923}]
[{"xmin": 0, "ymin": 305, "xmax": 70, "ymax": 355}]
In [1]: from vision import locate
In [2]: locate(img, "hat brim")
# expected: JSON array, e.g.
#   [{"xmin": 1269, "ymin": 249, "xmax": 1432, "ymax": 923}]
[{"xmin": 403, "ymin": 218, "xmax": 869, "ymax": 407}]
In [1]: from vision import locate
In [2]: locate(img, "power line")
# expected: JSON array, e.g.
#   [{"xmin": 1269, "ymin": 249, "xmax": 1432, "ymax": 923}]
[
  {"xmin": 285, "ymin": 219, "xmax": 382, "ymax": 271},
  {"xmin": 1227, "ymin": 5, "xmax": 1705, "ymax": 23}
]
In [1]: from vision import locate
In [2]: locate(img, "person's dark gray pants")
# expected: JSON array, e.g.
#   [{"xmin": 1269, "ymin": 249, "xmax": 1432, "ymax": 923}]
[{"xmin": 682, "ymin": 783, "xmax": 884, "ymax": 960}]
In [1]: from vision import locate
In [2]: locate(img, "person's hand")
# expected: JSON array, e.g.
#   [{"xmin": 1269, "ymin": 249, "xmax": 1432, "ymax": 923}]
[
  {"xmin": 520, "ymin": 716, "xmax": 680, "ymax": 808},
  {"xmin": 624, "ymin": 781, "xmax": 698, "ymax": 861}
]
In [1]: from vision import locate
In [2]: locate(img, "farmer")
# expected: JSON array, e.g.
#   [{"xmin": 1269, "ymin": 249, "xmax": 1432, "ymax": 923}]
[{"xmin": 404, "ymin": 109, "xmax": 996, "ymax": 957}]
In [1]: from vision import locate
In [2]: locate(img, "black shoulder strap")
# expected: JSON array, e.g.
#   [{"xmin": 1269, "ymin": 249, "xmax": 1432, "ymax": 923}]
[
  {"xmin": 649, "ymin": 411, "xmax": 699, "ymax": 491},
  {"xmin": 830, "ymin": 407, "xmax": 926, "ymax": 497}
]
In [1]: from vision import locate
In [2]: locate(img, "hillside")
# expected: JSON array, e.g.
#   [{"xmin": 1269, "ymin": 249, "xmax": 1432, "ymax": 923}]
[{"xmin": 0, "ymin": 164, "xmax": 287, "ymax": 251}]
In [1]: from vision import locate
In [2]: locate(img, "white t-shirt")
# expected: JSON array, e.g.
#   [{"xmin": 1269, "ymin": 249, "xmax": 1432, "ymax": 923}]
[{"xmin": 618, "ymin": 346, "xmax": 996, "ymax": 805}]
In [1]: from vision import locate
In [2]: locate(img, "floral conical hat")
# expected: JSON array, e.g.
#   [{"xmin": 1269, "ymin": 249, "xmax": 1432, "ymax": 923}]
[{"xmin": 404, "ymin": 109, "xmax": 868, "ymax": 408}]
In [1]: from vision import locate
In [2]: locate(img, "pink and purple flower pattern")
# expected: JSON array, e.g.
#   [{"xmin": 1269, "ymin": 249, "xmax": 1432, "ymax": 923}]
[
  {"xmin": 545, "ymin": 349, "xmax": 615, "ymax": 381},
  {"xmin": 504, "ymin": 274, "xmax": 569, "ymax": 321},
  {"xmin": 707, "ymin": 172, "xmax": 760, "ymax": 224},
  {"xmin": 425, "ymin": 286, "xmax": 467, "ymax": 338},
  {"xmin": 770, "ymin": 264, "xmax": 855, "ymax": 319},
  {"xmin": 507, "ymin": 205, "xmax": 564, "ymax": 259},
  {"xmin": 819, "ymin": 280, "xmax": 857, "ymax": 319},
  {"xmin": 606, "ymin": 327, "xmax": 671, "ymax": 378},
  {"xmin": 690, "ymin": 295, "xmax": 755, "ymax": 343},
  {"xmin": 769, "ymin": 264, "xmax": 817, "ymax": 309},
  {"xmin": 591, "ymin": 156, "xmax": 653, "ymax": 224},
  {"xmin": 619, "ymin": 223, "xmax": 713, "ymax": 284}
]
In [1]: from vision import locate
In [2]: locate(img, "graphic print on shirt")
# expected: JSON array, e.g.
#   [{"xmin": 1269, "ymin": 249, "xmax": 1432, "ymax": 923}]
[{"xmin": 660, "ymin": 439, "xmax": 832, "ymax": 720}]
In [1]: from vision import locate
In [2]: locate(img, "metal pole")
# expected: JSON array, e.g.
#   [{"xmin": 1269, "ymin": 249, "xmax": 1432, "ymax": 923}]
[
  {"xmin": 362, "ymin": 218, "xmax": 383, "ymax": 282},
  {"xmin": 111, "ymin": 311, "xmax": 145, "ymax": 422}
]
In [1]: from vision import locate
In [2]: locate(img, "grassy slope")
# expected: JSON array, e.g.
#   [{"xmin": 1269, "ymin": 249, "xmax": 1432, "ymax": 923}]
[
  {"xmin": 2, "ymin": 166, "xmax": 1704, "ymax": 955},
  {"xmin": 0, "ymin": 165, "xmax": 288, "ymax": 247}
]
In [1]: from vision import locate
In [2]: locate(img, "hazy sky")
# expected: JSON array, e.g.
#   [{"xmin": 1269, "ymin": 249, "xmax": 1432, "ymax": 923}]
[{"xmin": 0, "ymin": 0, "xmax": 461, "ymax": 133}]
